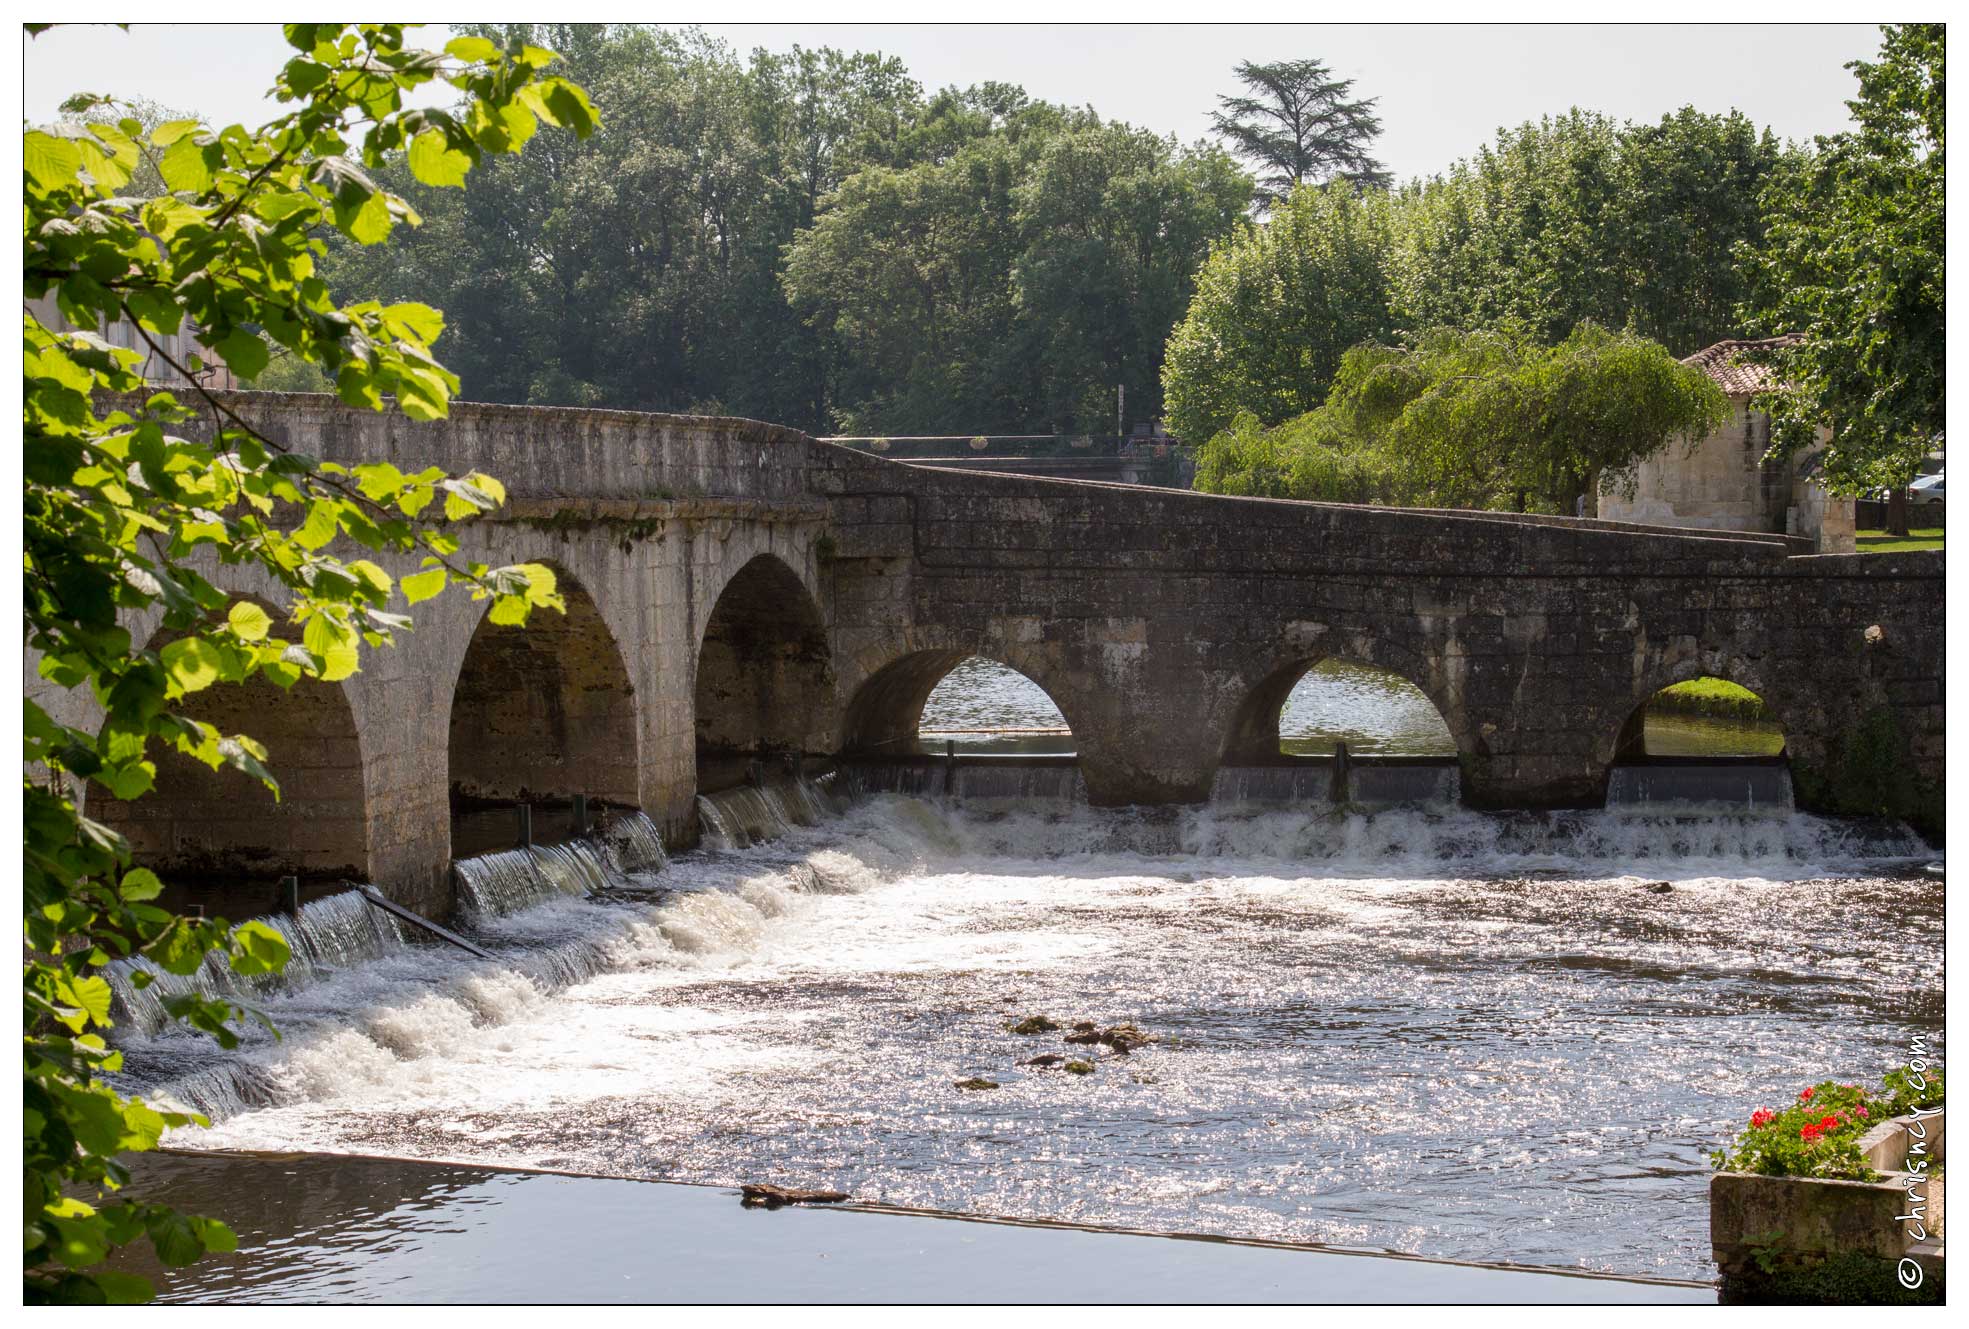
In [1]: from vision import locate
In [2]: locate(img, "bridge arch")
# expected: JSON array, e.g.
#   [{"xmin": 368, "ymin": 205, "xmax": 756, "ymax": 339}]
[
  {"xmin": 447, "ymin": 562, "xmax": 640, "ymax": 810},
  {"xmin": 694, "ymin": 552, "xmax": 835, "ymax": 782},
  {"xmin": 839, "ymin": 633, "xmax": 1086, "ymax": 755},
  {"xmin": 1220, "ymin": 632, "xmax": 1467, "ymax": 767},
  {"xmin": 90, "ymin": 600, "xmax": 372, "ymax": 886},
  {"xmin": 1604, "ymin": 647, "xmax": 1794, "ymax": 764}
]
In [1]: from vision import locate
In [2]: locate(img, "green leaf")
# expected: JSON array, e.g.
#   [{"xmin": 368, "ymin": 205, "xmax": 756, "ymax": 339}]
[
  {"xmin": 227, "ymin": 601, "xmax": 274, "ymax": 642},
  {"xmin": 148, "ymin": 118, "xmax": 202, "ymax": 146},
  {"xmin": 292, "ymin": 500, "xmax": 339, "ymax": 551},
  {"xmin": 399, "ymin": 567, "xmax": 447, "ymax": 604},
  {"xmin": 93, "ymin": 1271, "xmax": 156, "ymax": 1305},
  {"xmin": 25, "ymin": 131, "xmax": 82, "ymax": 190},
  {"xmin": 119, "ymin": 868, "xmax": 165, "ymax": 902},
  {"xmin": 158, "ymin": 135, "xmax": 214, "ymax": 193},
  {"xmin": 347, "ymin": 560, "xmax": 393, "ymax": 599},
  {"xmin": 444, "ymin": 35, "xmax": 498, "ymax": 62},
  {"xmin": 216, "ymin": 330, "xmax": 270, "ymax": 381},
  {"xmin": 407, "ymin": 129, "xmax": 472, "ymax": 188},
  {"xmin": 514, "ymin": 562, "xmax": 559, "ymax": 606},
  {"xmin": 228, "ymin": 920, "xmax": 292, "ymax": 976},
  {"xmin": 382, "ymin": 302, "xmax": 446, "ymax": 344},
  {"xmin": 301, "ymin": 613, "xmax": 359, "ymax": 682},
  {"xmin": 63, "ymin": 975, "xmax": 114, "ymax": 1026},
  {"xmin": 539, "ymin": 78, "xmax": 599, "ymax": 137},
  {"xmin": 159, "ymin": 637, "xmax": 224, "ymax": 695},
  {"xmin": 488, "ymin": 595, "xmax": 531, "ymax": 626}
]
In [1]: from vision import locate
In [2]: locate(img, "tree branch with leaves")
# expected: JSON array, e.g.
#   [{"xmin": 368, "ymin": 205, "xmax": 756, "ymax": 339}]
[{"xmin": 23, "ymin": 22, "xmax": 594, "ymax": 1303}]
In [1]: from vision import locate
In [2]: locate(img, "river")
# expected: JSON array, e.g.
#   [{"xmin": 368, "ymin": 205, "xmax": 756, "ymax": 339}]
[{"xmin": 107, "ymin": 712, "xmax": 1939, "ymax": 1285}]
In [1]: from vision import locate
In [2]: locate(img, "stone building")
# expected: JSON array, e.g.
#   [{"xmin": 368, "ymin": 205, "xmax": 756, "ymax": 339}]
[{"xmin": 1598, "ymin": 335, "xmax": 1855, "ymax": 553}]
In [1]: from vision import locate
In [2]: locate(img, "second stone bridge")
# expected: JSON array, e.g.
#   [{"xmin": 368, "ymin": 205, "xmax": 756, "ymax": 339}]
[{"xmin": 50, "ymin": 395, "xmax": 1945, "ymax": 913}]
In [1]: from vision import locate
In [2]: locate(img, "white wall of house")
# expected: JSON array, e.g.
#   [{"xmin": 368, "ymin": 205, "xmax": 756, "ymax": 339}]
[{"xmin": 1600, "ymin": 396, "xmax": 1854, "ymax": 553}]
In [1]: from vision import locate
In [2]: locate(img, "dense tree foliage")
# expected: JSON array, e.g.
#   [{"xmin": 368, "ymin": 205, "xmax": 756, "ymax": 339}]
[
  {"xmin": 322, "ymin": 25, "xmax": 912, "ymax": 428},
  {"xmin": 1210, "ymin": 57, "xmax": 1389, "ymax": 203},
  {"xmin": 1164, "ymin": 106, "xmax": 1790, "ymax": 447},
  {"xmin": 1739, "ymin": 23, "xmax": 1944, "ymax": 516},
  {"xmin": 325, "ymin": 25, "xmax": 1248, "ymax": 435},
  {"xmin": 784, "ymin": 108, "xmax": 1249, "ymax": 433},
  {"xmin": 1193, "ymin": 324, "xmax": 1729, "ymax": 513},
  {"xmin": 24, "ymin": 24, "xmax": 581, "ymax": 1301},
  {"xmin": 1390, "ymin": 108, "xmax": 1788, "ymax": 356},
  {"xmin": 1160, "ymin": 182, "xmax": 1393, "ymax": 445}
]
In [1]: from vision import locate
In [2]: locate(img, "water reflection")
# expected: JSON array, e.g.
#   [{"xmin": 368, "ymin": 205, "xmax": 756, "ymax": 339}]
[
  {"xmin": 105, "ymin": 1151, "xmax": 1707, "ymax": 1304},
  {"xmin": 920, "ymin": 657, "xmax": 1074, "ymax": 753},
  {"xmin": 1639, "ymin": 711, "xmax": 1786, "ymax": 759},
  {"xmin": 1279, "ymin": 661, "xmax": 1455, "ymax": 756}
]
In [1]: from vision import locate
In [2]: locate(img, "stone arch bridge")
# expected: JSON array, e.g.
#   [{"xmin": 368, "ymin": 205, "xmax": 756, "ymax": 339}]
[{"xmin": 35, "ymin": 395, "xmax": 1945, "ymax": 914}]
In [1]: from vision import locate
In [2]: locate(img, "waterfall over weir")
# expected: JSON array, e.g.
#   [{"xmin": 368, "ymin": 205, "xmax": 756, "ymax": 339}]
[
  {"xmin": 109, "ymin": 889, "xmax": 413, "ymax": 1039},
  {"xmin": 1605, "ymin": 762, "xmax": 1794, "ymax": 809},
  {"xmin": 695, "ymin": 775, "xmax": 845, "ymax": 850},
  {"xmin": 451, "ymin": 811, "xmax": 669, "ymax": 919}
]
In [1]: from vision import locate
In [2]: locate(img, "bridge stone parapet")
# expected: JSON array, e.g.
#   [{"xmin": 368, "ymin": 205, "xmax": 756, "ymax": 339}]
[{"xmin": 29, "ymin": 395, "xmax": 1943, "ymax": 915}]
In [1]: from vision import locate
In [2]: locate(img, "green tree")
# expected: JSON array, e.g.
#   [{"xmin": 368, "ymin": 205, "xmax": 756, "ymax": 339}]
[
  {"xmin": 782, "ymin": 129, "xmax": 1035, "ymax": 432},
  {"xmin": 1195, "ymin": 323, "xmax": 1728, "ymax": 512},
  {"xmin": 1739, "ymin": 23, "xmax": 1944, "ymax": 535},
  {"xmin": 1010, "ymin": 124, "xmax": 1251, "ymax": 430},
  {"xmin": 24, "ymin": 23, "xmax": 590, "ymax": 1302},
  {"xmin": 785, "ymin": 107, "xmax": 1247, "ymax": 434},
  {"xmin": 323, "ymin": 25, "xmax": 924, "ymax": 431},
  {"xmin": 1160, "ymin": 181, "xmax": 1394, "ymax": 445},
  {"xmin": 1336, "ymin": 323, "xmax": 1732, "ymax": 512},
  {"xmin": 1210, "ymin": 57, "xmax": 1389, "ymax": 206},
  {"xmin": 1387, "ymin": 108, "xmax": 1785, "ymax": 355}
]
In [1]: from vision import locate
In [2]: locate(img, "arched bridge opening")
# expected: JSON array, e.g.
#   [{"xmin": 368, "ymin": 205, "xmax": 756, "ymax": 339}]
[
  {"xmin": 1218, "ymin": 652, "xmax": 1462, "ymax": 806},
  {"xmin": 1606, "ymin": 674, "xmax": 1793, "ymax": 808},
  {"xmin": 839, "ymin": 651, "xmax": 1082, "ymax": 800},
  {"xmin": 89, "ymin": 607, "xmax": 370, "ymax": 914},
  {"xmin": 447, "ymin": 565, "xmax": 639, "ymax": 853},
  {"xmin": 694, "ymin": 554, "xmax": 834, "ymax": 794}
]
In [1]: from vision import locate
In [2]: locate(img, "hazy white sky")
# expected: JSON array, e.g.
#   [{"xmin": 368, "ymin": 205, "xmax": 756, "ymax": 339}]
[{"xmin": 22, "ymin": 22, "xmax": 1880, "ymax": 181}]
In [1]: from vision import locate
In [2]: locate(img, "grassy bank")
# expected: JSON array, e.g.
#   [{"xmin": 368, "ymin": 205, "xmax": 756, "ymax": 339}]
[
  {"xmin": 1647, "ymin": 677, "xmax": 1771, "ymax": 721},
  {"xmin": 1856, "ymin": 527, "xmax": 1943, "ymax": 553}
]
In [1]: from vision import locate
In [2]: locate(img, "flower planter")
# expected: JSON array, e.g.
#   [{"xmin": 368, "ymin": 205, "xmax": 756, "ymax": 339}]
[{"xmin": 1711, "ymin": 1109, "xmax": 1944, "ymax": 1302}]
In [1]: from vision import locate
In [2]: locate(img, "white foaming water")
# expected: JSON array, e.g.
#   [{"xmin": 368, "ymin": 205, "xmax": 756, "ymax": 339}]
[{"xmin": 114, "ymin": 793, "xmax": 1938, "ymax": 1282}]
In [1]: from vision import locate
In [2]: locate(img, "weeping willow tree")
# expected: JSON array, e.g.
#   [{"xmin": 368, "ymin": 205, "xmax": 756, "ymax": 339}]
[{"xmin": 1194, "ymin": 323, "xmax": 1729, "ymax": 514}]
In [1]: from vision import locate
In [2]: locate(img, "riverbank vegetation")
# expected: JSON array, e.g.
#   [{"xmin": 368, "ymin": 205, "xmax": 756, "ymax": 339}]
[
  {"xmin": 1649, "ymin": 678, "xmax": 1771, "ymax": 721},
  {"xmin": 1183, "ymin": 24, "xmax": 1942, "ymax": 517},
  {"xmin": 1191, "ymin": 323, "xmax": 1729, "ymax": 513},
  {"xmin": 323, "ymin": 24, "xmax": 1250, "ymax": 438},
  {"xmin": 24, "ymin": 24, "xmax": 580, "ymax": 1302}
]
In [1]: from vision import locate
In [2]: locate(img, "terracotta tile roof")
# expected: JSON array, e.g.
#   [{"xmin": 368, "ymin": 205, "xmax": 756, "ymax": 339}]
[{"xmin": 1680, "ymin": 334, "xmax": 1803, "ymax": 397}]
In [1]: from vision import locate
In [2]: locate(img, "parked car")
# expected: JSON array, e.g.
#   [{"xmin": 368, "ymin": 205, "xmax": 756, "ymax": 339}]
[{"xmin": 1909, "ymin": 472, "xmax": 1945, "ymax": 504}]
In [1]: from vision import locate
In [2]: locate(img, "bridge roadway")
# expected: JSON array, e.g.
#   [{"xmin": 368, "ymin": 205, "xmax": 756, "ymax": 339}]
[{"xmin": 32, "ymin": 395, "xmax": 1945, "ymax": 913}]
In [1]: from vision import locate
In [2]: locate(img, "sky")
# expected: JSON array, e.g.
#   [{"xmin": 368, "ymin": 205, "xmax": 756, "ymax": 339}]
[{"xmin": 22, "ymin": 22, "xmax": 1880, "ymax": 181}]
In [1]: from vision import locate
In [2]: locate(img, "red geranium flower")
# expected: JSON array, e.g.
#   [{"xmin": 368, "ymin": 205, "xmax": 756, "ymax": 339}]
[
  {"xmin": 1800, "ymin": 1124, "xmax": 1822, "ymax": 1141},
  {"xmin": 1799, "ymin": 1088, "xmax": 1815, "ymax": 1102},
  {"xmin": 1750, "ymin": 1110, "xmax": 1775, "ymax": 1128}
]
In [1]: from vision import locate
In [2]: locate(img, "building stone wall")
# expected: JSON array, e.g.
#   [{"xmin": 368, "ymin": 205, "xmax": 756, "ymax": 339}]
[{"xmin": 1597, "ymin": 375, "xmax": 1856, "ymax": 553}]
